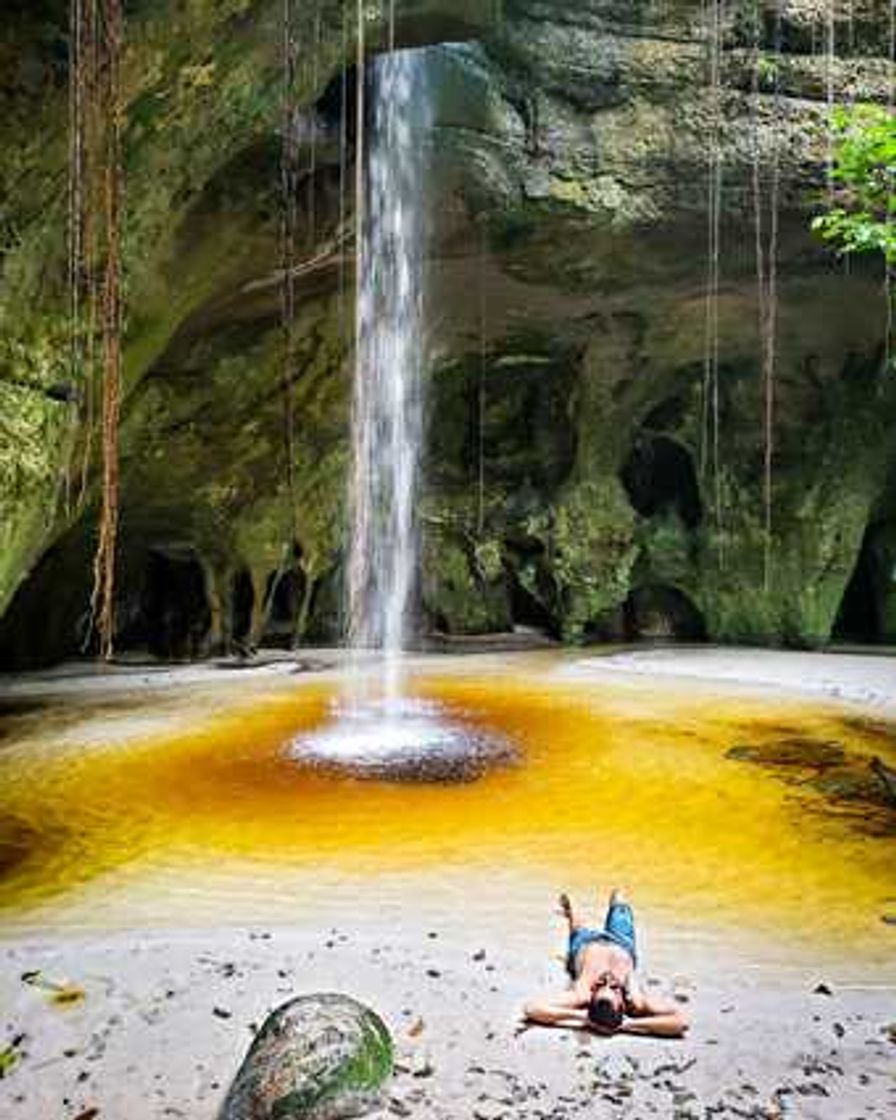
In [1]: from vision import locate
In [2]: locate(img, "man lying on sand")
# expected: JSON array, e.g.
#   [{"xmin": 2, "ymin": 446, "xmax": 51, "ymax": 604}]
[{"xmin": 523, "ymin": 889, "xmax": 689, "ymax": 1038}]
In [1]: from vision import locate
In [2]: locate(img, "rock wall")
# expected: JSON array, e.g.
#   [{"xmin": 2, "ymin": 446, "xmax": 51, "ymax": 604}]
[{"xmin": 1, "ymin": 0, "xmax": 894, "ymax": 665}]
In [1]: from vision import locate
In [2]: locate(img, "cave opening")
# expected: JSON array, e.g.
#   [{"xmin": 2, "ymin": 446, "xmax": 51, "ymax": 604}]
[
  {"xmin": 231, "ymin": 569, "xmax": 255, "ymax": 646},
  {"xmin": 263, "ymin": 569, "xmax": 306, "ymax": 645},
  {"xmin": 510, "ymin": 578, "xmax": 556, "ymax": 636},
  {"xmin": 624, "ymin": 584, "xmax": 706, "ymax": 642},
  {"xmin": 621, "ymin": 436, "xmax": 702, "ymax": 529},
  {"xmin": 832, "ymin": 528, "xmax": 886, "ymax": 644},
  {"xmin": 140, "ymin": 550, "xmax": 210, "ymax": 660}
]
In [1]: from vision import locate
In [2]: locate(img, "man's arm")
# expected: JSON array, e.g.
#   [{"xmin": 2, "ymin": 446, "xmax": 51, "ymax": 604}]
[
  {"xmin": 523, "ymin": 991, "xmax": 588, "ymax": 1029},
  {"xmin": 620, "ymin": 1010, "xmax": 688, "ymax": 1038},
  {"xmin": 623, "ymin": 987, "xmax": 689, "ymax": 1038}
]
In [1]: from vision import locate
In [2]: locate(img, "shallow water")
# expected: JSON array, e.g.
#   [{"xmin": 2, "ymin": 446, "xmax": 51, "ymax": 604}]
[{"xmin": 0, "ymin": 659, "xmax": 894, "ymax": 960}]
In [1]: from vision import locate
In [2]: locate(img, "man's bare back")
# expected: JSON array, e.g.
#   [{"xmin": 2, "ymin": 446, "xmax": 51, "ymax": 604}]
[{"xmin": 523, "ymin": 890, "xmax": 688, "ymax": 1038}]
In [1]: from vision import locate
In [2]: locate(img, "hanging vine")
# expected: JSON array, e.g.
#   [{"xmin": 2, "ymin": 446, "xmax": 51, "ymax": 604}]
[
  {"xmin": 68, "ymin": 0, "xmax": 103, "ymax": 513},
  {"xmin": 750, "ymin": 2, "xmax": 782, "ymax": 594},
  {"xmin": 353, "ymin": 0, "xmax": 366, "ymax": 387},
  {"xmin": 477, "ymin": 221, "xmax": 488, "ymax": 537},
  {"xmin": 887, "ymin": 0, "xmax": 895, "ymax": 369},
  {"xmin": 701, "ymin": 0, "xmax": 725, "ymax": 565},
  {"xmin": 280, "ymin": 0, "xmax": 300, "ymax": 540},
  {"xmin": 307, "ymin": 2, "xmax": 321, "ymax": 247},
  {"xmin": 70, "ymin": 0, "xmax": 125, "ymax": 661},
  {"xmin": 825, "ymin": 0, "xmax": 837, "ymax": 204}
]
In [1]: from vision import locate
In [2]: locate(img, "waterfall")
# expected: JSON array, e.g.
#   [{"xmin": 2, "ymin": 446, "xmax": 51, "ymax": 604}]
[
  {"xmin": 348, "ymin": 49, "xmax": 430, "ymax": 702},
  {"xmin": 289, "ymin": 42, "xmax": 513, "ymax": 777}
]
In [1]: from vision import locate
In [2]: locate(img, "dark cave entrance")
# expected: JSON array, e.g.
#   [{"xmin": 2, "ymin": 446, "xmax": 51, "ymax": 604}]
[
  {"xmin": 621, "ymin": 436, "xmax": 702, "ymax": 528},
  {"xmin": 832, "ymin": 527, "xmax": 887, "ymax": 644},
  {"xmin": 231, "ymin": 568, "xmax": 255, "ymax": 646},
  {"xmin": 624, "ymin": 584, "xmax": 706, "ymax": 642},
  {"xmin": 140, "ymin": 549, "xmax": 211, "ymax": 660},
  {"xmin": 510, "ymin": 578, "xmax": 555, "ymax": 635},
  {"xmin": 263, "ymin": 568, "xmax": 306, "ymax": 645}
]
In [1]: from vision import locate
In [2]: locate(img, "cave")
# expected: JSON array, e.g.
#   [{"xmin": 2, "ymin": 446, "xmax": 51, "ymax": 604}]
[
  {"xmin": 262, "ymin": 568, "xmax": 306, "ymax": 645},
  {"xmin": 0, "ymin": 526, "xmax": 93, "ymax": 671},
  {"xmin": 624, "ymin": 584, "xmax": 706, "ymax": 642},
  {"xmin": 621, "ymin": 436, "xmax": 702, "ymax": 529},
  {"xmin": 510, "ymin": 577, "xmax": 556, "ymax": 636},
  {"xmin": 139, "ymin": 549, "xmax": 211, "ymax": 660},
  {"xmin": 832, "ymin": 528, "xmax": 886, "ymax": 644},
  {"xmin": 231, "ymin": 569, "xmax": 255, "ymax": 647}
]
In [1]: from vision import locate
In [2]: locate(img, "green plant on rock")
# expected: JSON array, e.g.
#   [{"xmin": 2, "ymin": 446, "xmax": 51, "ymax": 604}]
[{"xmin": 811, "ymin": 105, "xmax": 896, "ymax": 266}]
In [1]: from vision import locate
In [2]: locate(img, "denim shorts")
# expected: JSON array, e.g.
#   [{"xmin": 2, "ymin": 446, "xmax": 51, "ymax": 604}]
[{"xmin": 567, "ymin": 900, "xmax": 638, "ymax": 974}]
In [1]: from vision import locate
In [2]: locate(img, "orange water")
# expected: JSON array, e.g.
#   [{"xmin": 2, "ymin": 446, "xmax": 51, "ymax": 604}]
[{"xmin": 1, "ymin": 667, "xmax": 894, "ymax": 954}]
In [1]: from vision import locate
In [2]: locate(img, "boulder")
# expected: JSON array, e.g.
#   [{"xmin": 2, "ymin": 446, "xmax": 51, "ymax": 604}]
[{"xmin": 219, "ymin": 994, "xmax": 393, "ymax": 1120}]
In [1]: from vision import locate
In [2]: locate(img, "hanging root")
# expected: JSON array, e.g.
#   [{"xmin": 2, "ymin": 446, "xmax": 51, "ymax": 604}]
[
  {"xmin": 701, "ymin": 0, "xmax": 725, "ymax": 565},
  {"xmin": 81, "ymin": 0, "xmax": 124, "ymax": 661},
  {"xmin": 751, "ymin": 1, "xmax": 781, "ymax": 596}
]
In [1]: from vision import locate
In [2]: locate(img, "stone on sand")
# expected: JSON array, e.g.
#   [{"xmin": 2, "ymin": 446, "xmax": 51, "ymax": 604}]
[{"xmin": 219, "ymin": 994, "xmax": 393, "ymax": 1120}]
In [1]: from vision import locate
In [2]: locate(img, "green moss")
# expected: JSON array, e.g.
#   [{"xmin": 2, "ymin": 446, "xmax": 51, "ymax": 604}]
[
  {"xmin": 423, "ymin": 531, "xmax": 511, "ymax": 634},
  {"xmin": 550, "ymin": 480, "xmax": 638, "ymax": 641}
]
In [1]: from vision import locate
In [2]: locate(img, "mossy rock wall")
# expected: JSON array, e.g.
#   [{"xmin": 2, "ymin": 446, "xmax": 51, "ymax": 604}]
[{"xmin": 1, "ymin": 1, "xmax": 895, "ymax": 663}]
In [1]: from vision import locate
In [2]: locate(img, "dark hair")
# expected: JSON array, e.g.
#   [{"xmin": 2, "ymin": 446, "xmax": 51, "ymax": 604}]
[{"xmin": 587, "ymin": 995, "xmax": 624, "ymax": 1032}]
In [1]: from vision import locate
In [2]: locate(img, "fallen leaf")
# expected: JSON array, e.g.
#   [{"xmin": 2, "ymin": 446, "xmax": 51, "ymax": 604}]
[
  {"xmin": 407, "ymin": 1017, "xmax": 425, "ymax": 1038},
  {"xmin": 21, "ymin": 972, "xmax": 85, "ymax": 1006},
  {"xmin": 0, "ymin": 1046, "xmax": 19, "ymax": 1079},
  {"xmin": 51, "ymin": 984, "xmax": 86, "ymax": 1007}
]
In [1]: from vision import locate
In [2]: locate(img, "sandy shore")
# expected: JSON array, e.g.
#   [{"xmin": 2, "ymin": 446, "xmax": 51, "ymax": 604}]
[
  {"xmin": 1, "ymin": 646, "xmax": 894, "ymax": 1117},
  {"xmin": 2, "ymin": 922, "xmax": 894, "ymax": 1120},
  {"xmin": 3, "ymin": 643, "xmax": 895, "ymax": 715},
  {"xmin": 556, "ymin": 646, "xmax": 896, "ymax": 718}
]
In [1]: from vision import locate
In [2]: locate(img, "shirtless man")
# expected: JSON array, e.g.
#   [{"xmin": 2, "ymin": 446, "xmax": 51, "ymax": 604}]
[{"xmin": 523, "ymin": 889, "xmax": 688, "ymax": 1038}]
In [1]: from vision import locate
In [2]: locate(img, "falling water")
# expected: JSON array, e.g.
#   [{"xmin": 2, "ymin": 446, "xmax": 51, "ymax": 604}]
[
  {"xmin": 348, "ymin": 49, "xmax": 430, "ymax": 702},
  {"xmin": 290, "ymin": 47, "xmax": 514, "ymax": 776}
]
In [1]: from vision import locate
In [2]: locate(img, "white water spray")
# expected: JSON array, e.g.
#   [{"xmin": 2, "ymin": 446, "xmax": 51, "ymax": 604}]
[{"xmin": 348, "ymin": 49, "xmax": 430, "ymax": 702}]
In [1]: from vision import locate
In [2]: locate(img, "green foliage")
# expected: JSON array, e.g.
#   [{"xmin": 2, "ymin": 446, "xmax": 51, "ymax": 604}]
[
  {"xmin": 755, "ymin": 55, "xmax": 779, "ymax": 91},
  {"xmin": 811, "ymin": 105, "xmax": 896, "ymax": 265}
]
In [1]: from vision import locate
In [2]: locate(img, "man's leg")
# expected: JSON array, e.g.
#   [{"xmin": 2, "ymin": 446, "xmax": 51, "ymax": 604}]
[
  {"xmin": 603, "ymin": 888, "xmax": 638, "ymax": 965},
  {"xmin": 559, "ymin": 892, "xmax": 583, "ymax": 934},
  {"xmin": 560, "ymin": 893, "xmax": 589, "ymax": 979}
]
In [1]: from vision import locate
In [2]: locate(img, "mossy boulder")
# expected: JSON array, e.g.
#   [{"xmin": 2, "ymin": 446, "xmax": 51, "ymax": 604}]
[{"xmin": 219, "ymin": 994, "xmax": 393, "ymax": 1120}]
